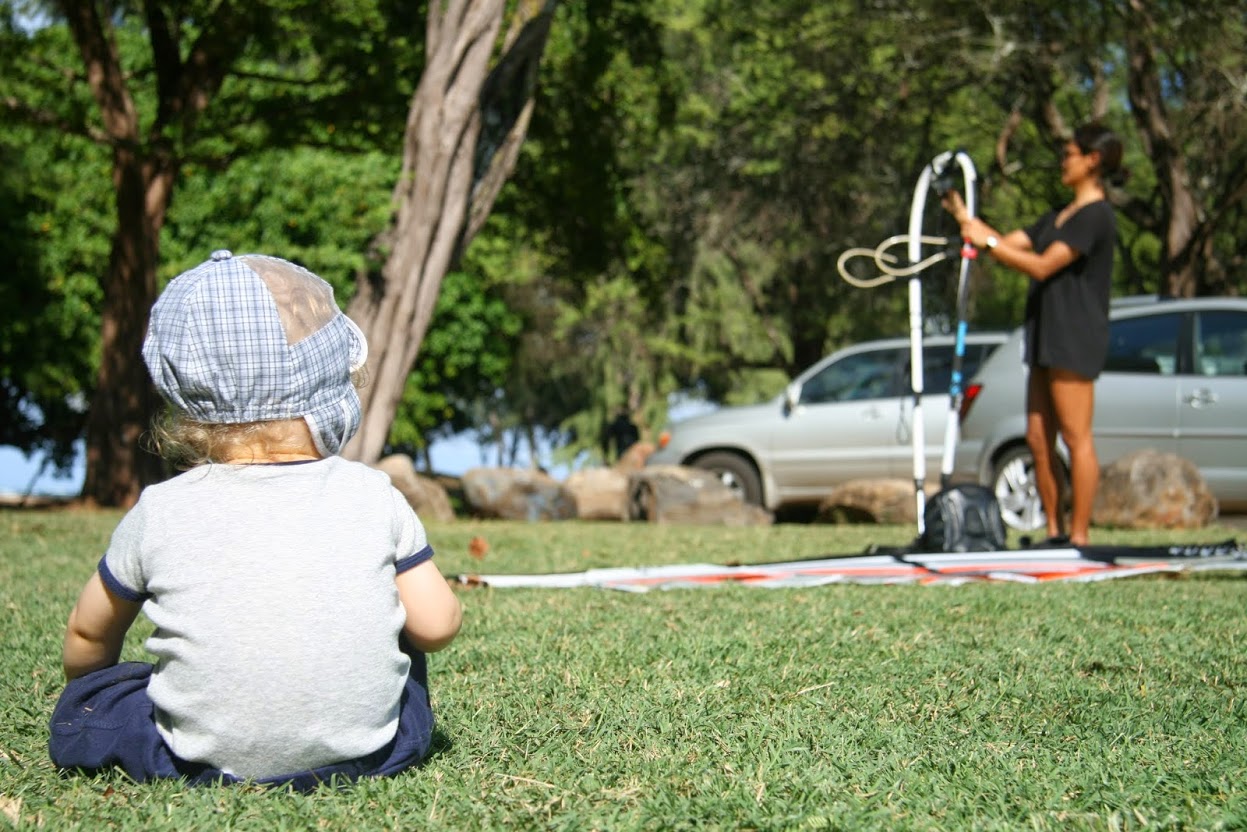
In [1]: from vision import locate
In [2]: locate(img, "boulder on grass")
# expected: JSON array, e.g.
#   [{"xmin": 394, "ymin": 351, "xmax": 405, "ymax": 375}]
[
  {"xmin": 461, "ymin": 467, "xmax": 577, "ymax": 521},
  {"xmin": 564, "ymin": 467, "xmax": 630, "ymax": 521},
  {"xmin": 816, "ymin": 478, "xmax": 923, "ymax": 525},
  {"xmin": 1092, "ymin": 449, "xmax": 1217, "ymax": 529},
  {"xmin": 628, "ymin": 465, "xmax": 772, "ymax": 526},
  {"xmin": 373, "ymin": 454, "xmax": 456, "ymax": 522}
]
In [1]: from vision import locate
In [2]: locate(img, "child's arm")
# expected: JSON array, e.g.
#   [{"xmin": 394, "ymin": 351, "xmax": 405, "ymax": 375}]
[
  {"xmin": 62, "ymin": 572, "xmax": 143, "ymax": 681},
  {"xmin": 395, "ymin": 560, "xmax": 462, "ymax": 653}
]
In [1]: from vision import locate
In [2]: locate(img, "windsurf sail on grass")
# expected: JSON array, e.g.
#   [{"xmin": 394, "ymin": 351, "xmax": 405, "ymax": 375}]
[{"xmin": 458, "ymin": 540, "xmax": 1247, "ymax": 592}]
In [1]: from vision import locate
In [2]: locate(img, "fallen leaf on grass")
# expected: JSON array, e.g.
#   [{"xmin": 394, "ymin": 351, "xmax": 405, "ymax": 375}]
[{"xmin": 468, "ymin": 536, "xmax": 489, "ymax": 560}]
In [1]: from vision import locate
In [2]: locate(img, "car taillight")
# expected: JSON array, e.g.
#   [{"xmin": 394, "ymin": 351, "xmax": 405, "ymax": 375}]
[
  {"xmin": 959, "ymin": 382, "xmax": 983, "ymax": 423},
  {"xmin": 657, "ymin": 431, "xmax": 671, "ymax": 450}
]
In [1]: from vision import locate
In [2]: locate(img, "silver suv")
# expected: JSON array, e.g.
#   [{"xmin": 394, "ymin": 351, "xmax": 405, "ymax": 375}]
[
  {"xmin": 954, "ymin": 296, "xmax": 1247, "ymax": 530},
  {"xmin": 648, "ymin": 333, "xmax": 1008, "ymax": 511}
]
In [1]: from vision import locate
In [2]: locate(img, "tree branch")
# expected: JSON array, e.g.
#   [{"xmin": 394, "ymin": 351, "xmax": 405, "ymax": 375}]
[
  {"xmin": 59, "ymin": 0, "xmax": 138, "ymax": 142},
  {"xmin": 1, "ymin": 96, "xmax": 109, "ymax": 143},
  {"xmin": 993, "ymin": 106, "xmax": 1024, "ymax": 181},
  {"xmin": 463, "ymin": 0, "xmax": 559, "ymax": 245}
]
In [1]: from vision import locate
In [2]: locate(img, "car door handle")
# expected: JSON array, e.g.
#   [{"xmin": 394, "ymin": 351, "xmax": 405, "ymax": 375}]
[{"xmin": 1184, "ymin": 388, "xmax": 1219, "ymax": 408}]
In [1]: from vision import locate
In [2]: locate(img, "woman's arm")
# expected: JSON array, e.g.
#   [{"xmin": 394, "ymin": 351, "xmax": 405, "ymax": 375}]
[
  {"xmin": 942, "ymin": 190, "xmax": 1077, "ymax": 281},
  {"xmin": 395, "ymin": 560, "xmax": 463, "ymax": 653},
  {"xmin": 983, "ymin": 234, "xmax": 1078, "ymax": 281},
  {"xmin": 959, "ymin": 217, "xmax": 1077, "ymax": 281},
  {"xmin": 62, "ymin": 572, "xmax": 143, "ymax": 680}
]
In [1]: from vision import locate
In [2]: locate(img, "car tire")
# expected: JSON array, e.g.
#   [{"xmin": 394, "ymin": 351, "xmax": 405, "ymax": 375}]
[
  {"xmin": 990, "ymin": 445, "xmax": 1052, "ymax": 532},
  {"xmin": 692, "ymin": 451, "xmax": 764, "ymax": 507}
]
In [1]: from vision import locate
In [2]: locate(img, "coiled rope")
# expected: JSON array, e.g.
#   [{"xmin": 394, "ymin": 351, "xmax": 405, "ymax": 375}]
[{"xmin": 835, "ymin": 233, "xmax": 958, "ymax": 288}]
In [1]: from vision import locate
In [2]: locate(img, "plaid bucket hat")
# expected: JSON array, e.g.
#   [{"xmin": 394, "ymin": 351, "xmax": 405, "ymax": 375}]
[{"xmin": 142, "ymin": 250, "xmax": 368, "ymax": 457}]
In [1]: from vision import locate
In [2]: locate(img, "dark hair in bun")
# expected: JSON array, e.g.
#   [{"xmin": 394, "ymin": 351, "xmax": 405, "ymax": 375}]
[{"xmin": 1073, "ymin": 123, "xmax": 1128, "ymax": 187}]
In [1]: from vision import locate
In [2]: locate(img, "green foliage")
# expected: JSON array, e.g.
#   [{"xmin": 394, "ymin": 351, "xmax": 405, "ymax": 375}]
[
  {"xmin": 389, "ymin": 269, "xmax": 524, "ymax": 454},
  {"xmin": 466, "ymin": 0, "xmax": 690, "ymax": 461},
  {"xmin": 162, "ymin": 146, "xmax": 398, "ymax": 295},
  {"xmin": 5, "ymin": 0, "xmax": 1247, "ymax": 475},
  {"xmin": 0, "ymin": 1, "xmax": 420, "ymax": 477},
  {"xmin": 162, "ymin": 146, "xmax": 531, "ymax": 455},
  {"xmin": 5, "ymin": 509, "xmax": 1247, "ymax": 829},
  {"xmin": 428, "ymin": 0, "xmax": 1247, "ymax": 461},
  {"xmin": 644, "ymin": 1, "xmax": 995, "ymax": 382},
  {"xmin": 0, "ymin": 120, "xmax": 111, "ymax": 470},
  {"xmin": 552, "ymin": 275, "xmax": 683, "ymax": 464}
]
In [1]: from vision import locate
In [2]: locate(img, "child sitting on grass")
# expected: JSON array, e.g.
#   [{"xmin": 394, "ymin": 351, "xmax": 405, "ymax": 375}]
[{"xmin": 49, "ymin": 250, "xmax": 462, "ymax": 790}]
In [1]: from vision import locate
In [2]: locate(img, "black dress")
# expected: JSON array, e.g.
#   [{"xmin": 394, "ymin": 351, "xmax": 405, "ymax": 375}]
[{"xmin": 1022, "ymin": 200, "xmax": 1117, "ymax": 379}]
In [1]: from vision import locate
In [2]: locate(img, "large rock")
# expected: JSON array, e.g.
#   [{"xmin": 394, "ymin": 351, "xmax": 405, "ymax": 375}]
[
  {"xmin": 816, "ymin": 478, "xmax": 925, "ymax": 525},
  {"xmin": 628, "ymin": 465, "xmax": 773, "ymax": 526},
  {"xmin": 564, "ymin": 467, "xmax": 630, "ymax": 521},
  {"xmin": 1092, "ymin": 449, "xmax": 1218, "ymax": 529},
  {"xmin": 373, "ymin": 455, "xmax": 457, "ymax": 522},
  {"xmin": 461, "ymin": 467, "xmax": 577, "ymax": 521}
]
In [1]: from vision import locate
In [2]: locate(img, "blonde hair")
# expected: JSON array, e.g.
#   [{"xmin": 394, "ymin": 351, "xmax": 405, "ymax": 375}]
[
  {"xmin": 146, "ymin": 364, "xmax": 367, "ymax": 469},
  {"xmin": 146, "ymin": 412, "xmax": 319, "ymax": 469}
]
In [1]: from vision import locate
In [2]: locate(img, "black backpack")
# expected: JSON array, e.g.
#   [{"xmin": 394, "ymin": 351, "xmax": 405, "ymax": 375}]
[{"xmin": 920, "ymin": 485, "xmax": 1008, "ymax": 553}]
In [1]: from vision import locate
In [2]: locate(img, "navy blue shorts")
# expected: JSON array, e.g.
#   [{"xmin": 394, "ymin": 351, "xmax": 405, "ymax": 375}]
[{"xmin": 49, "ymin": 651, "xmax": 435, "ymax": 791}]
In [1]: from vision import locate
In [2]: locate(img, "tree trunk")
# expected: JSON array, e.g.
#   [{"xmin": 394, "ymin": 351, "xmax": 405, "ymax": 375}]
[
  {"xmin": 1124, "ymin": 0, "xmax": 1202, "ymax": 298},
  {"xmin": 343, "ymin": 0, "xmax": 558, "ymax": 464},
  {"xmin": 65, "ymin": 0, "xmax": 264, "ymax": 505},
  {"xmin": 64, "ymin": 0, "xmax": 175, "ymax": 506},
  {"xmin": 80, "ymin": 150, "xmax": 172, "ymax": 506}
]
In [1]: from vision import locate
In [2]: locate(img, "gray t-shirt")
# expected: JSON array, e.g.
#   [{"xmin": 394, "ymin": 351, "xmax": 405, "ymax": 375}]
[{"xmin": 99, "ymin": 456, "xmax": 432, "ymax": 779}]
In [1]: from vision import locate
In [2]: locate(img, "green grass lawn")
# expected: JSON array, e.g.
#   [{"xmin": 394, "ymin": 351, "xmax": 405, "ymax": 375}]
[{"xmin": 2, "ymin": 508, "xmax": 1245, "ymax": 830}]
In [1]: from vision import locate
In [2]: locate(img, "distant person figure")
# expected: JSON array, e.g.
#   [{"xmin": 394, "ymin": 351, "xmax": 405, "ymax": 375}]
[
  {"xmin": 49, "ymin": 251, "xmax": 462, "ymax": 790},
  {"xmin": 602, "ymin": 410, "xmax": 641, "ymax": 463},
  {"xmin": 943, "ymin": 123, "xmax": 1124, "ymax": 548}
]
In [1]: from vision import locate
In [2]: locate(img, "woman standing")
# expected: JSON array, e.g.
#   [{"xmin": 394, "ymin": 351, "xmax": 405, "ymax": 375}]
[{"xmin": 944, "ymin": 124, "xmax": 1124, "ymax": 547}]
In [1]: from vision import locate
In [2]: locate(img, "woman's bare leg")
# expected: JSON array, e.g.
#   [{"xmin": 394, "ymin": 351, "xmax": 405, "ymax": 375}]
[
  {"xmin": 1048, "ymin": 368, "xmax": 1098, "ymax": 546},
  {"xmin": 1025, "ymin": 367, "xmax": 1065, "ymax": 539}
]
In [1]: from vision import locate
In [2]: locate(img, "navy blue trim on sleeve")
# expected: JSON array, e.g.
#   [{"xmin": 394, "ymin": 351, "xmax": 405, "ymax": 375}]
[
  {"xmin": 97, "ymin": 556, "xmax": 149, "ymax": 603},
  {"xmin": 396, "ymin": 544, "xmax": 434, "ymax": 574}
]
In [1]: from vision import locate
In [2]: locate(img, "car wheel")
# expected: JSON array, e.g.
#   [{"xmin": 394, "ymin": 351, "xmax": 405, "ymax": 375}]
[
  {"xmin": 692, "ymin": 451, "xmax": 763, "ymax": 506},
  {"xmin": 990, "ymin": 445, "xmax": 1049, "ymax": 532}
]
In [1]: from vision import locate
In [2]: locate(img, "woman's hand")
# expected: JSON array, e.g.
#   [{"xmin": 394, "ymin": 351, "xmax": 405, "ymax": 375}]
[
  {"xmin": 941, "ymin": 188, "xmax": 1002, "ymax": 251},
  {"xmin": 940, "ymin": 189, "xmax": 970, "ymax": 224}
]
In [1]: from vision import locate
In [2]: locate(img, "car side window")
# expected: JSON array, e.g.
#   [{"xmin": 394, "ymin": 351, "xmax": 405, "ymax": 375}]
[
  {"xmin": 919, "ymin": 346, "xmax": 956, "ymax": 395},
  {"xmin": 1103, "ymin": 313, "xmax": 1181, "ymax": 375},
  {"xmin": 799, "ymin": 348, "xmax": 906, "ymax": 405},
  {"xmin": 1194, "ymin": 311, "xmax": 1247, "ymax": 377},
  {"xmin": 917, "ymin": 344, "xmax": 993, "ymax": 395}
]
